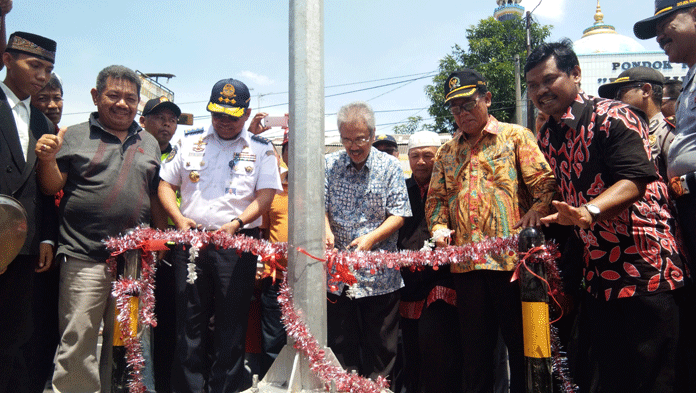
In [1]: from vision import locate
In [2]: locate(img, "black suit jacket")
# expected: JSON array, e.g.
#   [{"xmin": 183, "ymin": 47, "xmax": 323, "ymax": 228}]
[{"xmin": 0, "ymin": 87, "xmax": 57, "ymax": 256}]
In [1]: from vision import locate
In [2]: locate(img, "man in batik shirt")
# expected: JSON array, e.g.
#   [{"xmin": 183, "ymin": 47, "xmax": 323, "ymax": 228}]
[
  {"xmin": 425, "ymin": 69, "xmax": 556, "ymax": 393},
  {"xmin": 525, "ymin": 39, "xmax": 687, "ymax": 392},
  {"xmin": 325, "ymin": 101, "xmax": 411, "ymax": 381}
]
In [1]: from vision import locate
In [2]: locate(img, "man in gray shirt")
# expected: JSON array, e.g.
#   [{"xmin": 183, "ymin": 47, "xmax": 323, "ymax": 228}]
[{"xmin": 36, "ymin": 65, "xmax": 166, "ymax": 392}]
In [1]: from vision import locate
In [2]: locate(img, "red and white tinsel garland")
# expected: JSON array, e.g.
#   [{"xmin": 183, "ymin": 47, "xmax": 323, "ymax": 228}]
[{"xmin": 104, "ymin": 227, "xmax": 576, "ymax": 393}]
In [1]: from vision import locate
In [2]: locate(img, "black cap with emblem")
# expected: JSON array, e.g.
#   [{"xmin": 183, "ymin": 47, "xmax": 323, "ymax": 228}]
[
  {"xmin": 634, "ymin": 0, "xmax": 696, "ymax": 40},
  {"xmin": 444, "ymin": 69, "xmax": 487, "ymax": 104},
  {"xmin": 598, "ymin": 66, "xmax": 665, "ymax": 99},
  {"xmin": 206, "ymin": 78, "xmax": 251, "ymax": 118}
]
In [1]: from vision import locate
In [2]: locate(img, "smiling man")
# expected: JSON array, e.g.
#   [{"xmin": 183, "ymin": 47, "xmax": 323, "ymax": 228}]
[
  {"xmin": 525, "ymin": 39, "xmax": 688, "ymax": 392},
  {"xmin": 424, "ymin": 69, "xmax": 555, "ymax": 393},
  {"xmin": 158, "ymin": 78, "xmax": 281, "ymax": 392},
  {"xmin": 324, "ymin": 101, "xmax": 411, "ymax": 381},
  {"xmin": 36, "ymin": 65, "xmax": 166, "ymax": 392},
  {"xmin": 635, "ymin": 0, "xmax": 696, "ymax": 276}
]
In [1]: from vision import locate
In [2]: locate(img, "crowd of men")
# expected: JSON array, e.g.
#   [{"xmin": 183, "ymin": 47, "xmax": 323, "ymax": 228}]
[{"xmin": 3, "ymin": 0, "xmax": 696, "ymax": 392}]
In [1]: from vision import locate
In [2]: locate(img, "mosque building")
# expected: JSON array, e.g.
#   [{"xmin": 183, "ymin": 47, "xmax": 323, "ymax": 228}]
[
  {"xmin": 573, "ymin": 1, "xmax": 687, "ymax": 96},
  {"xmin": 494, "ymin": 0, "xmax": 687, "ymax": 96}
]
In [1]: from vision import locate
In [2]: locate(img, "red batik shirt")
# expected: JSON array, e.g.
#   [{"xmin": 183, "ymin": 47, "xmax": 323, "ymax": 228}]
[{"xmin": 538, "ymin": 93, "xmax": 686, "ymax": 301}]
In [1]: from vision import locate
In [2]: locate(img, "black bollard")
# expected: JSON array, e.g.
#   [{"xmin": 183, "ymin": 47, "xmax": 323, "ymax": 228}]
[
  {"xmin": 518, "ymin": 227, "xmax": 552, "ymax": 393},
  {"xmin": 111, "ymin": 248, "xmax": 142, "ymax": 392}
]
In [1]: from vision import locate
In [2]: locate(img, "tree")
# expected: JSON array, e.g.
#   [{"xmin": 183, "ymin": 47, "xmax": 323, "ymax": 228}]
[
  {"xmin": 425, "ymin": 16, "xmax": 552, "ymax": 134},
  {"xmin": 392, "ymin": 115, "xmax": 425, "ymax": 135}
]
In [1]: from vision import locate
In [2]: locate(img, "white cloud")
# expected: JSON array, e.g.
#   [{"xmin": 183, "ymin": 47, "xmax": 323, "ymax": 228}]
[
  {"xmin": 238, "ymin": 71, "xmax": 275, "ymax": 86},
  {"xmin": 520, "ymin": 0, "xmax": 566, "ymax": 22}
]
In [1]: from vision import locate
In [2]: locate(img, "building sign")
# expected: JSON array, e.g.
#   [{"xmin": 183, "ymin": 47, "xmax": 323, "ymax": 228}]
[{"xmin": 578, "ymin": 51, "xmax": 687, "ymax": 96}]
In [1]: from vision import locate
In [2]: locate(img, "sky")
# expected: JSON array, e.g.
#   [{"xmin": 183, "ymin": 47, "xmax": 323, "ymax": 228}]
[{"xmin": 7, "ymin": 0, "xmax": 664, "ymax": 141}]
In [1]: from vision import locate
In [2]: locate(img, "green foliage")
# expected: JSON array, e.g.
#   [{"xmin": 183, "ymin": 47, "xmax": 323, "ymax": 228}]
[
  {"xmin": 392, "ymin": 115, "xmax": 425, "ymax": 135},
  {"xmin": 425, "ymin": 15, "xmax": 551, "ymax": 133}
]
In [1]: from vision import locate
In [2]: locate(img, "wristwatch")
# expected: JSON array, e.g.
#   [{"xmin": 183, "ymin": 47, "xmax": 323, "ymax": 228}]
[
  {"xmin": 583, "ymin": 203, "xmax": 600, "ymax": 223},
  {"xmin": 231, "ymin": 217, "xmax": 244, "ymax": 229}
]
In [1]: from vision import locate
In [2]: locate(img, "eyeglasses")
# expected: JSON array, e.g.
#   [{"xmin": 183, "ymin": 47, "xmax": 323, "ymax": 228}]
[
  {"xmin": 341, "ymin": 136, "xmax": 371, "ymax": 147},
  {"xmin": 449, "ymin": 97, "xmax": 479, "ymax": 116},
  {"xmin": 615, "ymin": 83, "xmax": 645, "ymax": 100}
]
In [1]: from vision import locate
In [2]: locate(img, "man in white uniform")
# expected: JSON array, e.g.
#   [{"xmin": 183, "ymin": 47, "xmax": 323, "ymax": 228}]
[{"xmin": 158, "ymin": 78, "xmax": 282, "ymax": 392}]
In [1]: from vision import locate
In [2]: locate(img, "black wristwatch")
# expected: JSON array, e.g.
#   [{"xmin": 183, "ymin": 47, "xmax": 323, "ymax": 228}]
[{"xmin": 231, "ymin": 217, "xmax": 244, "ymax": 228}]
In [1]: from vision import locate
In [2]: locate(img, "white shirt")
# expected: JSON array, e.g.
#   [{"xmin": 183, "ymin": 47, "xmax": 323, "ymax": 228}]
[
  {"xmin": 160, "ymin": 125, "xmax": 282, "ymax": 229},
  {"xmin": 0, "ymin": 82, "xmax": 32, "ymax": 161}
]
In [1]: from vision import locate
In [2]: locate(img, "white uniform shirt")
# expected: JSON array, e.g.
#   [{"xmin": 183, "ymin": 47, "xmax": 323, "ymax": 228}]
[{"xmin": 160, "ymin": 125, "xmax": 282, "ymax": 229}]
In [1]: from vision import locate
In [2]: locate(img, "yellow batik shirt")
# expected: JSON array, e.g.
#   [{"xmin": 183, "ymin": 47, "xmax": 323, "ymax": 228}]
[{"xmin": 425, "ymin": 116, "xmax": 556, "ymax": 273}]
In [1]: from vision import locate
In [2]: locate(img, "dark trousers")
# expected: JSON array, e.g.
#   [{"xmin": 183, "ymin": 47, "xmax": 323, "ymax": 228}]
[
  {"xmin": 153, "ymin": 251, "xmax": 177, "ymax": 392},
  {"xmin": 22, "ymin": 266, "xmax": 61, "ymax": 393},
  {"xmin": 327, "ymin": 289, "xmax": 400, "ymax": 381},
  {"xmin": 171, "ymin": 244, "xmax": 257, "ymax": 393},
  {"xmin": 0, "ymin": 255, "xmax": 35, "ymax": 393},
  {"xmin": 401, "ymin": 301, "xmax": 462, "ymax": 393},
  {"xmin": 453, "ymin": 270, "xmax": 525, "ymax": 393},
  {"xmin": 583, "ymin": 290, "xmax": 683, "ymax": 393},
  {"xmin": 676, "ymin": 193, "xmax": 696, "ymax": 272},
  {"xmin": 258, "ymin": 277, "xmax": 286, "ymax": 377}
]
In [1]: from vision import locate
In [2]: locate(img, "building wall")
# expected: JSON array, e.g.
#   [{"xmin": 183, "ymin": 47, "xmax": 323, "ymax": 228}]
[{"xmin": 578, "ymin": 51, "xmax": 688, "ymax": 97}]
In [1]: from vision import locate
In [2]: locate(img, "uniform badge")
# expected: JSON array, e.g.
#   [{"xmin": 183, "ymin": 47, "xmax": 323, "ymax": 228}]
[
  {"xmin": 218, "ymin": 83, "xmax": 237, "ymax": 104},
  {"xmin": 245, "ymin": 166, "xmax": 253, "ymax": 173},
  {"xmin": 192, "ymin": 137, "xmax": 207, "ymax": 152},
  {"xmin": 649, "ymin": 134, "xmax": 657, "ymax": 147},
  {"xmin": 265, "ymin": 150, "xmax": 274, "ymax": 156},
  {"xmin": 449, "ymin": 76, "xmax": 460, "ymax": 89},
  {"xmin": 165, "ymin": 146, "xmax": 178, "ymax": 163},
  {"xmin": 189, "ymin": 171, "xmax": 200, "ymax": 183}
]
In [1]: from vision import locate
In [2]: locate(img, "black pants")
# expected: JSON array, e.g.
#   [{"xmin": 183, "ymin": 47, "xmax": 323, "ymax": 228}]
[
  {"xmin": 171, "ymin": 243, "xmax": 257, "ymax": 393},
  {"xmin": 676, "ymin": 193, "xmax": 696, "ymax": 273},
  {"xmin": 153, "ymin": 250, "xmax": 177, "ymax": 392},
  {"xmin": 327, "ymin": 289, "xmax": 400, "ymax": 381},
  {"xmin": 453, "ymin": 270, "xmax": 525, "ymax": 393},
  {"xmin": 401, "ymin": 300, "xmax": 462, "ymax": 393},
  {"xmin": 22, "ymin": 266, "xmax": 60, "ymax": 393},
  {"xmin": 257, "ymin": 277, "xmax": 286, "ymax": 378},
  {"xmin": 0, "ymin": 255, "xmax": 35, "ymax": 393},
  {"xmin": 583, "ymin": 290, "xmax": 683, "ymax": 393}
]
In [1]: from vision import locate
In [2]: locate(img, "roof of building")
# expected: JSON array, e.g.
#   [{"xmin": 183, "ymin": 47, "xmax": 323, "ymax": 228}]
[{"xmin": 573, "ymin": 1, "xmax": 646, "ymax": 55}]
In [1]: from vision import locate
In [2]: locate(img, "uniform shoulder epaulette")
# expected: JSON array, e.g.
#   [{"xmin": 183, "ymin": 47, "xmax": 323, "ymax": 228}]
[
  {"xmin": 184, "ymin": 127, "xmax": 205, "ymax": 137},
  {"xmin": 665, "ymin": 116, "xmax": 676, "ymax": 129},
  {"xmin": 251, "ymin": 134, "xmax": 271, "ymax": 144}
]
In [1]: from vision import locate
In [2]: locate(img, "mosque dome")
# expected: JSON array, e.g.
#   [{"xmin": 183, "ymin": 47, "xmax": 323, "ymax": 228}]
[{"xmin": 573, "ymin": 1, "xmax": 646, "ymax": 55}]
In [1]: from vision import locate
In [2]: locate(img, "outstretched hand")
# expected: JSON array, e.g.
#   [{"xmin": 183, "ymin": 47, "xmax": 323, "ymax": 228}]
[{"xmin": 540, "ymin": 200, "xmax": 592, "ymax": 229}]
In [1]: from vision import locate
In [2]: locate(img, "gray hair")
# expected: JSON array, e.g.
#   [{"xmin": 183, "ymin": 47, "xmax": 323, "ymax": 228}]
[
  {"xmin": 337, "ymin": 101, "xmax": 376, "ymax": 137},
  {"xmin": 41, "ymin": 73, "xmax": 63, "ymax": 95},
  {"xmin": 95, "ymin": 65, "xmax": 141, "ymax": 97}
]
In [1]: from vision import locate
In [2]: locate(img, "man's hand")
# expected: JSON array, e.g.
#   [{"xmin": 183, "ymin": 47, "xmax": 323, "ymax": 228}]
[
  {"xmin": 175, "ymin": 217, "xmax": 199, "ymax": 231},
  {"xmin": 540, "ymin": 200, "xmax": 592, "ymax": 229},
  {"xmin": 248, "ymin": 112, "xmax": 271, "ymax": 135},
  {"xmin": 36, "ymin": 243, "xmax": 54, "ymax": 273},
  {"xmin": 36, "ymin": 127, "xmax": 67, "ymax": 161},
  {"xmin": 0, "ymin": 0, "xmax": 12, "ymax": 15},
  {"xmin": 513, "ymin": 209, "xmax": 542, "ymax": 229},
  {"xmin": 216, "ymin": 219, "xmax": 242, "ymax": 235},
  {"xmin": 348, "ymin": 233, "xmax": 377, "ymax": 252}
]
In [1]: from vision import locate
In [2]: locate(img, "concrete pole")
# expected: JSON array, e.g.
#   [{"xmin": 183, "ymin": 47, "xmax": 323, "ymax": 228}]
[{"xmin": 252, "ymin": 0, "xmax": 339, "ymax": 391}]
